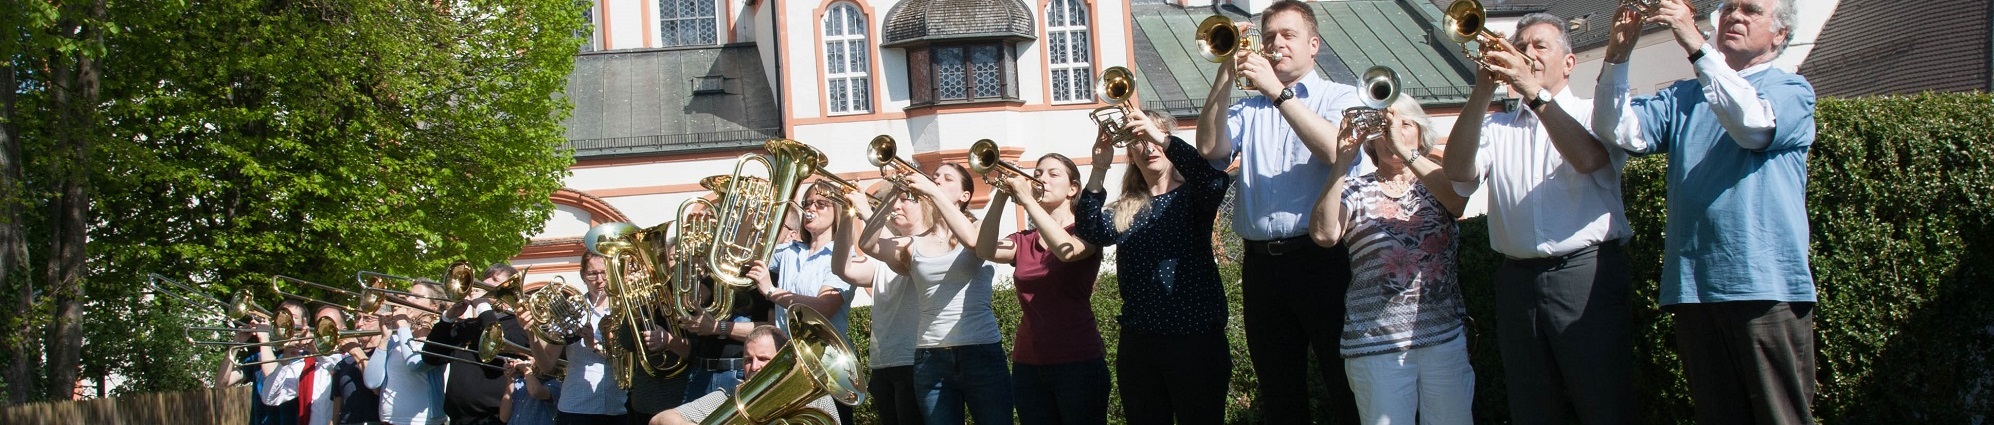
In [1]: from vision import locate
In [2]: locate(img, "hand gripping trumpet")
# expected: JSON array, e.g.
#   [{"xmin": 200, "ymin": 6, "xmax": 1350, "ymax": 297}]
[
  {"xmin": 967, "ymin": 139, "xmax": 1046, "ymax": 197},
  {"xmin": 1197, "ymin": 14, "xmax": 1284, "ymax": 92},
  {"xmin": 1341, "ymin": 66, "xmax": 1402, "ymax": 144},
  {"xmin": 1089, "ymin": 66, "xmax": 1140, "ymax": 147},
  {"xmin": 1444, "ymin": 0, "xmax": 1540, "ymax": 76}
]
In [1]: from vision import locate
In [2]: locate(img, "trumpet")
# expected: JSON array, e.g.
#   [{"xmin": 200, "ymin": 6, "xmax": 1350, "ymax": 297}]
[
  {"xmin": 1197, "ymin": 14, "xmax": 1284, "ymax": 92},
  {"xmin": 1444, "ymin": 0, "xmax": 1540, "ymax": 76},
  {"xmin": 1089, "ymin": 67, "xmax": 1140, "ymax": 147},
  {"xmin": 1341, "ymin": 66, "xmax": 1402, "ymax": 143},
  {"xmin": 967, "ymin": 139, "xmax": 1046, "ymax": 196},
  {"xmin": 867, "ymin": 135, "xmax": 923, "ymax": 187}
]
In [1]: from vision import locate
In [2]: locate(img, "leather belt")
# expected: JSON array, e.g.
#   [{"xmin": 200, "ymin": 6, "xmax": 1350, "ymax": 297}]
[
  {"xmin": 701, "ymin": 357, "xmax": 744, "ymax": 370},
  {"xmin": 1503, "ymin": 243, "xmax": 1609, "ymax": 269},
  {"xmin": 1243, "ymin": 235, "xmax": 1316, "ymax": 256}
]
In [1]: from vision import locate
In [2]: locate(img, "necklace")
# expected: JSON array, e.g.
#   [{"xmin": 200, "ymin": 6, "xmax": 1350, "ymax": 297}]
[{"xmin": 1376, "ymin": 175, "xmax": 1415, "ymax": 199}]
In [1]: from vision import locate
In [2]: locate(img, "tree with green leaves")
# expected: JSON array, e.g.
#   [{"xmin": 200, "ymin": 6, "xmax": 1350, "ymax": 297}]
[{"xmin": 2, "ymin": 0, "xmax": 585, "ymax": 402}]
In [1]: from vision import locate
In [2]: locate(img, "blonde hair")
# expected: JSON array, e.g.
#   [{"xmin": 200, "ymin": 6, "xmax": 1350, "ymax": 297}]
[{"xmin": 1110, "ymin": 109, "xmax": 1177, "ymax": 232}]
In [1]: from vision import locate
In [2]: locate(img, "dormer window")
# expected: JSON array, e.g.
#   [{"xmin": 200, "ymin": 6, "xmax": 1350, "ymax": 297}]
[{"xmin": 881, "ymin": 0, "xmax": 1036, "ymax": 108}]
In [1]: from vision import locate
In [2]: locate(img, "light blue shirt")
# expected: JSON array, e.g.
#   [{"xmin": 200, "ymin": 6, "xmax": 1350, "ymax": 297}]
[
  {"xmin": 1598, "ymin": 61, "xmax": 1819, "ymax": 306},
  {"xmin": 769, "ymin": 241, "xmax": 853, "ymax": 336},
  {"xmin": 362, "ymin": 327, "xmax": 444, "ymax": 425},
  {"xmin": 1224, "ymin": 70, "xmax": 1370, "ymax": 241}
]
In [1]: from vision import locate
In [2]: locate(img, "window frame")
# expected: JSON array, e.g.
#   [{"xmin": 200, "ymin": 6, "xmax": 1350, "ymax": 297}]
[
  {"xmin": 909, "ymin": 41, "xmax": 1019, "ymax": 107},
  {"xmin": 821, "ymin": 2, "xmax": 872, "ymax": 115},
  {"xmin": 1043, "ymin": 0, "xmax": 1093, "ymax": 104},
  {"xmin": 657, "ymin": 0, "xmax": 719, "ymax": 47}
]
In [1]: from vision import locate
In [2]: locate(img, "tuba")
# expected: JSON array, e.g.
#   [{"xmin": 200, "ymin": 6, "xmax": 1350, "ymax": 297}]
[
  {"xmin": 669, "ymin": 195, "xmax": 721, "ymax": 320},
  {"xmin": 967, "ymin": 139, "xmax": 1046, "ymax": 196},
  {"xmin": 1341, "ymin": 66, "xmax": 1402, "ymax": 144},
  {"xmin": 1444, "ymin": 0, "xmax": 1540, "ymax": 76},
  {"xmin": 1089, "ymin": 67, "xmax": 1140, "ymax": 147},
  {"xmin": 700, "ymin": 306, "xmax": 866, "ymax": 425},
  {"xmin": 1197, "ymin": 14, "xmax": 1283, "ymax": 92}
]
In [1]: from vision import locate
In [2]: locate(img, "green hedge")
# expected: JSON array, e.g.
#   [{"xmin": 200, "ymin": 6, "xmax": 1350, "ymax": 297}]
[{"xmin": 843, "ymin": 93, "xmax": 1994, "ymax": 424}]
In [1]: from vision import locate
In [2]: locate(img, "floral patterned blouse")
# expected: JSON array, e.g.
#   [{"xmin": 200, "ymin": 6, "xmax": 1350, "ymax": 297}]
[{"xmin": 1333, "ymin": 173, "xmax": 1466, "ymax": 358}]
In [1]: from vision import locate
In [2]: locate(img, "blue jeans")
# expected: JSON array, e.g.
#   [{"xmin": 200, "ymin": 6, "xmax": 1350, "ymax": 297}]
[
  {"xmin": 914, "ymin": 343, "xmax": 1014, "ymax": 424},
  {"xmin": 682, "ymin": 366, "xmax": 743, "ymax": 403},
  {"xmin": 1013, "ymin": 358, "xmax": 1110, "ymax": 425}
]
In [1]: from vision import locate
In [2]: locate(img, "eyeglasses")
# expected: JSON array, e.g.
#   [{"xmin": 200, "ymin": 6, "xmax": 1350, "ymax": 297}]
[{"xmin": 802, "ymin": 200, "xmax": 834, "ymax": 210}]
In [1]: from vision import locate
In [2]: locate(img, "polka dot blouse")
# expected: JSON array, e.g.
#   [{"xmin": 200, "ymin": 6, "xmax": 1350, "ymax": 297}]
[{"xmin": 1075, "ymin": 136, "xmax": 1233, "ymax": 335}]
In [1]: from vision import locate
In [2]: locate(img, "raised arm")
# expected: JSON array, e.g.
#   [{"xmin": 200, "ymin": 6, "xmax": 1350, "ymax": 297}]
[
  {"xmin": 1483, "ymin": 41, "xmax": 1611, "ymax": 174},
  {"xmin": 1594, "ymin": 7, "xmax": 1657, "ymax": 154},
  {"xmin": 1013, "ymin": 183, "xmax": 1097, "ymax": 263},
  {"xmin": 1309, "ymin": 132, "xmax": 1362, "ymax": 246},
  {"xmin": 1195, "ymin": 54, "xmax": 1238, "ymax": 162},
  {"xmin": 1446, "ymin": 68, "xmax": 1497, "ymax": 188}
]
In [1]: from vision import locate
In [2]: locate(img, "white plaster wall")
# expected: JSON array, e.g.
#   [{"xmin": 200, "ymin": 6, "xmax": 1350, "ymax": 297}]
[
  {"xmin": 565, "ymin": 159, "xmax": 759, "ymax": 192},
  {"xmin": 543, "ymin": 204, "xmax": 596, "ymax": 239},
  {"xmin": 601, "ymin": 0, "xmax": 651, "ymax": 49}
]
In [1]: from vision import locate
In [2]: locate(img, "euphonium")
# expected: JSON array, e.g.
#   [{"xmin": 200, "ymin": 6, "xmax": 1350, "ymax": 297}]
[
  {"xmin": 584, "ymin": 222, "xmax": 685, "ymax": 381},
  {"xmin": 1444, "ymin": 0, "xmax": 1540, "ymax": 75},
  {"xmin": 1089, "ymin": 67, "xmax": 1140, "ymax": 147},
  {"xmin": 700, "ymin": 306, "xmax": 866, "ymax": 425},
  {"xmin": 1196, "ymin": 14, "xmax": 1283, "ymax": 92},
  {"xmin": 967, "ymin": 139, "xmax": 1046, "ymax": 196},
  {"xmin": 669, "ymin": 196, "xmax": 721, "ymax": 320},
  {"xmin": 705, "ymin": 139, "xmax": 825, "ymax": 294},
  {"xmin": 1341, "ymin": 66, "xmax": 1402, "ymax": 143}
]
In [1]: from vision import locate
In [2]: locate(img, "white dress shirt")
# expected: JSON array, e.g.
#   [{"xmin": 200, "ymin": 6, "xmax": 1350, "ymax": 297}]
[
  {"xmin": 1452, "ymin": 88, "xmax": 1632, "ymax": 258},
  {"xmin": 261, "ymin": 353, "xmax": 341, "ymax": 425}
]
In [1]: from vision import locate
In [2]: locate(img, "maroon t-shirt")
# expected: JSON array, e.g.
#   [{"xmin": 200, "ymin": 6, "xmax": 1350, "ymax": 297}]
[{"xmin": 1008, "ymin": 225, "xmax": 1106, "ymax": 365}]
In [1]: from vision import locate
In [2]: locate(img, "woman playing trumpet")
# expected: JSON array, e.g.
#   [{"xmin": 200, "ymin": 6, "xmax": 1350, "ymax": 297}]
[{"xmin": 974, "ymin": 150, "xmax": 1108, "ymax": 424}]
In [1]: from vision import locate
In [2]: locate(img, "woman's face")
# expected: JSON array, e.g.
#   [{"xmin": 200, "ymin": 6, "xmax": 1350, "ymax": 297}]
[
  {"xmin": 1125, "ymin": 139, "xmax": 1172, "ymax": 176},
  {"xmin": 800, "ymin": 191, "xmax": 836, "ymax": 234},
  {"xmin": 1370, "ymin": 111, "xmax": 1422, "ymax": 166},
  {"xmin": 1032, "ymin": 158, "xmax": 1077, "ymax": 206},
  {"xmin": 887, "ymin": 192, "xmax": 925, "ymax": 231},
  {"xmin": 930, "ymin": 166, "xmax": 970, "ymax": 208}
]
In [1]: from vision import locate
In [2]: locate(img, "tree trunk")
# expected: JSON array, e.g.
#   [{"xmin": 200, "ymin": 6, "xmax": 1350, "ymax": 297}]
[
  {"xmin": 42, "ymin": 0, "xmax": 105, "ymax": 402},
  {"xmin": 0, "ymin": 59, "xmax": 32, "ymax": 406}
]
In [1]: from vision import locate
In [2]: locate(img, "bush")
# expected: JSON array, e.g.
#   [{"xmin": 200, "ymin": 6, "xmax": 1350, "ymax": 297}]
[{"xmin": 844, "ymin": 93, "xmax": 1994, "ymax": 424}]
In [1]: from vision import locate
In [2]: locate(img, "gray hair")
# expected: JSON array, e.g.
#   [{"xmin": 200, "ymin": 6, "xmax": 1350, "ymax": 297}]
[
  {"xmin": 1509, "ymin": 12, "xmax": 1572, "ymax": 56},
  {"xmin": 1363, "ymin": 96, "xmax": 1438, "ymax": 161}
]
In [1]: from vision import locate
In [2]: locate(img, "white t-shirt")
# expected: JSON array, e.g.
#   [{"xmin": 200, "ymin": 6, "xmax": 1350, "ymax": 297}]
[
  {"xmin": 909, "ymin": 244, "xmax": 1001, "ymax": 348},
  {"xmin": 868, "ymin": 266, "xmax": 918, "ymax": 369}
]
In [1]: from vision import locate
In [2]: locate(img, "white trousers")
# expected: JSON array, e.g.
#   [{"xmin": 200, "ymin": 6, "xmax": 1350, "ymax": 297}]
[{"xmin": 1343, "ymin": 335, "xmax": 1475, "ymax": 425}]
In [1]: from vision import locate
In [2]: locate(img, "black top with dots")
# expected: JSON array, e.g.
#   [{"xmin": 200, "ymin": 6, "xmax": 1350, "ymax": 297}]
[{"xmin": 1076, "ymin": 136, "xmax": 1232, "ymax": 335}]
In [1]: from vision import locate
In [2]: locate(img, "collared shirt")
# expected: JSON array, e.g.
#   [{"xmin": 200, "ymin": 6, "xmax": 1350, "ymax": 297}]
[
  {"xmin": 1224, "ymin": 70, "xmax": 1370, "ymax": 241},
  {"xmin": 1452, "ymin": 87, "xmax": 1632, "ymax": 258},
  {"xmin": 364, "ymin": 327, "xmax": 445, "ymax": 425},
  {"xmin": 261, "ymin": 353, "xmax": 341, "ymax": 425},
  {"xmin": 769, "ymin": 241, "xmax": 854, "ymax": 336},
  {"xmin": 1592, "ymin": 48, "xmax": 1818, "ymax": 306},
  {"xmin": 558, "ymin": 303, "xmax": 629, "ymax": 415}
]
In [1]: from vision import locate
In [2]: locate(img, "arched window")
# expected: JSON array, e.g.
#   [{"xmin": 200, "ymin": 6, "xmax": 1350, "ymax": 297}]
[
  {"xmin": 823, "ymin": 3, "xmax": 871, "ymax": 114},
  {"xmin": 1045, "ymin": 0, "xmax": 1091, "ymax": 103},
  {"xmin": 659, "ymin": 0, "xmax": 718, "ymax": 47}
]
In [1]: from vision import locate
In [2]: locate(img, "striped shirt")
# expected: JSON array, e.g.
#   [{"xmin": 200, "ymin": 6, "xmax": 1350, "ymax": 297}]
[{"xmin": 1335, "ymin": 174, "xmax": 1466, "ymax": 358}]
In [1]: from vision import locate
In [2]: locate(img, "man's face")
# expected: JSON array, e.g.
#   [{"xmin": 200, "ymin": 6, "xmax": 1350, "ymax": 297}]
[
  {"xmin": 1511, "ymin": 23, "xmax": 1572, "ymax": 89},
  {"xmin": 743, "ymin": 335, "xmax": 778, "ymax": 377},
  {"xmin": 1715, "ymin": 0, "xmax": 1786, "ymax": 59},
  {"xmin": 1259, "ymin": 10, "xmax": 1320, "ymax": 81}
]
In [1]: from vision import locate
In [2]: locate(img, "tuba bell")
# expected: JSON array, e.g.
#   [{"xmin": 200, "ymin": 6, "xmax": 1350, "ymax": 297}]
[
  {"xmin": 1089, "ymin": 67, "xmax": 1140, "ymax": 147},
  {"xmin": 1196, "ymin": 14, "xmax": 1284, "ymax": 92},
  {"xmin": 1444, "ymin": 0, "xmax": 1540, "ymax": 76},
  {"xmin": 1341, "ymin": 66, "xmax": 1402, "ymax": 143},
  {"xmin": 706, "ymin": 139, "xmax": 835, "ymax": 292},
  {"xmin": 967, "ymin": 139, "xmax": 1046, "ymax": 196},
  {"xmin": 700, "ymin": 306, "xmax": 866, "ymax": 425}
]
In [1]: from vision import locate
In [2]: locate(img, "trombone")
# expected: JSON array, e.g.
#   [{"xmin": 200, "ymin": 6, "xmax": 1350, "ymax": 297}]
[
  {"xmin": 967, "ymin": 139, "xmax": 1046, "ymax": 196},
  {"xmin": 272, "ymin": 275, "xmax": 364, "ymax": 315},
  {"xmin": 1089, "ymin": 67, "xmax": 1140, "ymax": 147},
  {"xmin": 185, "ymin": 308, "xmax": 308, "ymax": 347},
  {"xmin": 1196, "ymin": 14, "xmax": 1283, "ymax": 92},
  {"xmin": 147, "ymin": 273, "xmax": 226, "ymax": 314},
  {"xmin": 441, "ymin": 261, "xmax": 528, "ymax": 311},
  {"xmin": 1342, "ymin": 66, "xmax": 1402, "ymax": 144},
  {"xmin": 355, "ymin": 271, "xmax": 449, "ymax": 316},
  {"xmin": 312, "ymin": 316, "xmax": 383, "ymax": 355},
  {"xmin": 1443, "ymin": 0, "xmax": 1540, "ymax": 76}
]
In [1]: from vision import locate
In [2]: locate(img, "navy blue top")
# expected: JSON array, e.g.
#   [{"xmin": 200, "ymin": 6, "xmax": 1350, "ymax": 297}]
[
  {"xmin": 241, "ymin": 352, "xmax": 298, "ymax": 425},
  {"xmin": 1076, "ymin": 136, "xmax": 1232, "ymax": 335}
]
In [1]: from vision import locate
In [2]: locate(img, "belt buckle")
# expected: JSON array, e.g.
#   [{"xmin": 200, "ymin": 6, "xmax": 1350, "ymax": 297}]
[{"xmin": 1262, "ymin": 237, "xmax": 1305, "ymax": 256}]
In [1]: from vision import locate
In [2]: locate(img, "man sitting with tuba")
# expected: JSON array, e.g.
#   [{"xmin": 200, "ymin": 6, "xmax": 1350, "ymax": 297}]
[{"xmin": 648, "ymin": 325, "xmax": 841, "ymax": 425}]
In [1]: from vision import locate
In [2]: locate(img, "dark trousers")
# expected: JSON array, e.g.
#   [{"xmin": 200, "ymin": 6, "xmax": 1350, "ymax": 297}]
[
  {"xmin": 1670, "ymin": 301, "xmax": 1817, "ymax": 425},
  {"xmin": 1242, "ymin": 241, "xmax": 1356, "ymax": 424},
  {"xmin": 868, "ymin": 365, "xmax": 924, "ymax": 425},
  {"xmin": 1494, "ymin": 243, "xmax": 1635, "ymax": 425},
  {"xmin": 1117, "ymin": 330, "xmax": 1232, "ymax": 425},
  {"xmin": 1014, "ymin": 357, "xmax": 1111, "ymax": 425}
]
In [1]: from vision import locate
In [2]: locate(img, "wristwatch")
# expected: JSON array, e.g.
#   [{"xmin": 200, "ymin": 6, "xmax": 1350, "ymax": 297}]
[
  {"xmin": 1273, "ymin": 86, "xmax": 1296, "ymax": 106},
  {"xmin": 1527, "ymin": 88, "xmax": 1552, "ymax": 110}
]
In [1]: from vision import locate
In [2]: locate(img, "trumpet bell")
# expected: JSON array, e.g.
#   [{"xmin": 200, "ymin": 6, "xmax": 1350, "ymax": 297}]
[
  {"xmin": 1359, "ymin": 66, "xmax": 1401, "ymax": 110},
  {"xmin": 700, "ymin": 306, "xmax": 866, "ymax": 424},
  {"xmin": 1443, "ymin": 0, "xmax": 1485, "ymax": 43},
  {"xmin": 1196, "ymin": 15, "xmax": 1240, "ymax": 62},
  {"xmin": 1094, "ymin": 67, "xmax": 1135, "ymax": 104}
]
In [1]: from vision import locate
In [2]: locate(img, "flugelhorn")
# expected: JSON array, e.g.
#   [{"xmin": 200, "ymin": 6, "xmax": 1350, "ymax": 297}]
[
  {"xmin": 1341, "ymin": 66, "xmax": 1402, "ymax": 143},
  {"xmin": 1444, "ymin": 0, "xmax": 1540, "ymax": 76},
  {"xmin": 700, "ymin": 306, "xmax": 865, "ymax": 425},
  {"xmin": 967, "ymin": 139, "xmax": 1046, "ymax": 196},
  {"xmin": 1089, "ymin": 67, "xmax": 1139, "ymax": 147},
  {"xmin": 1197, "ymin": 14, "xmax": 1283, "ymax": 92}
]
